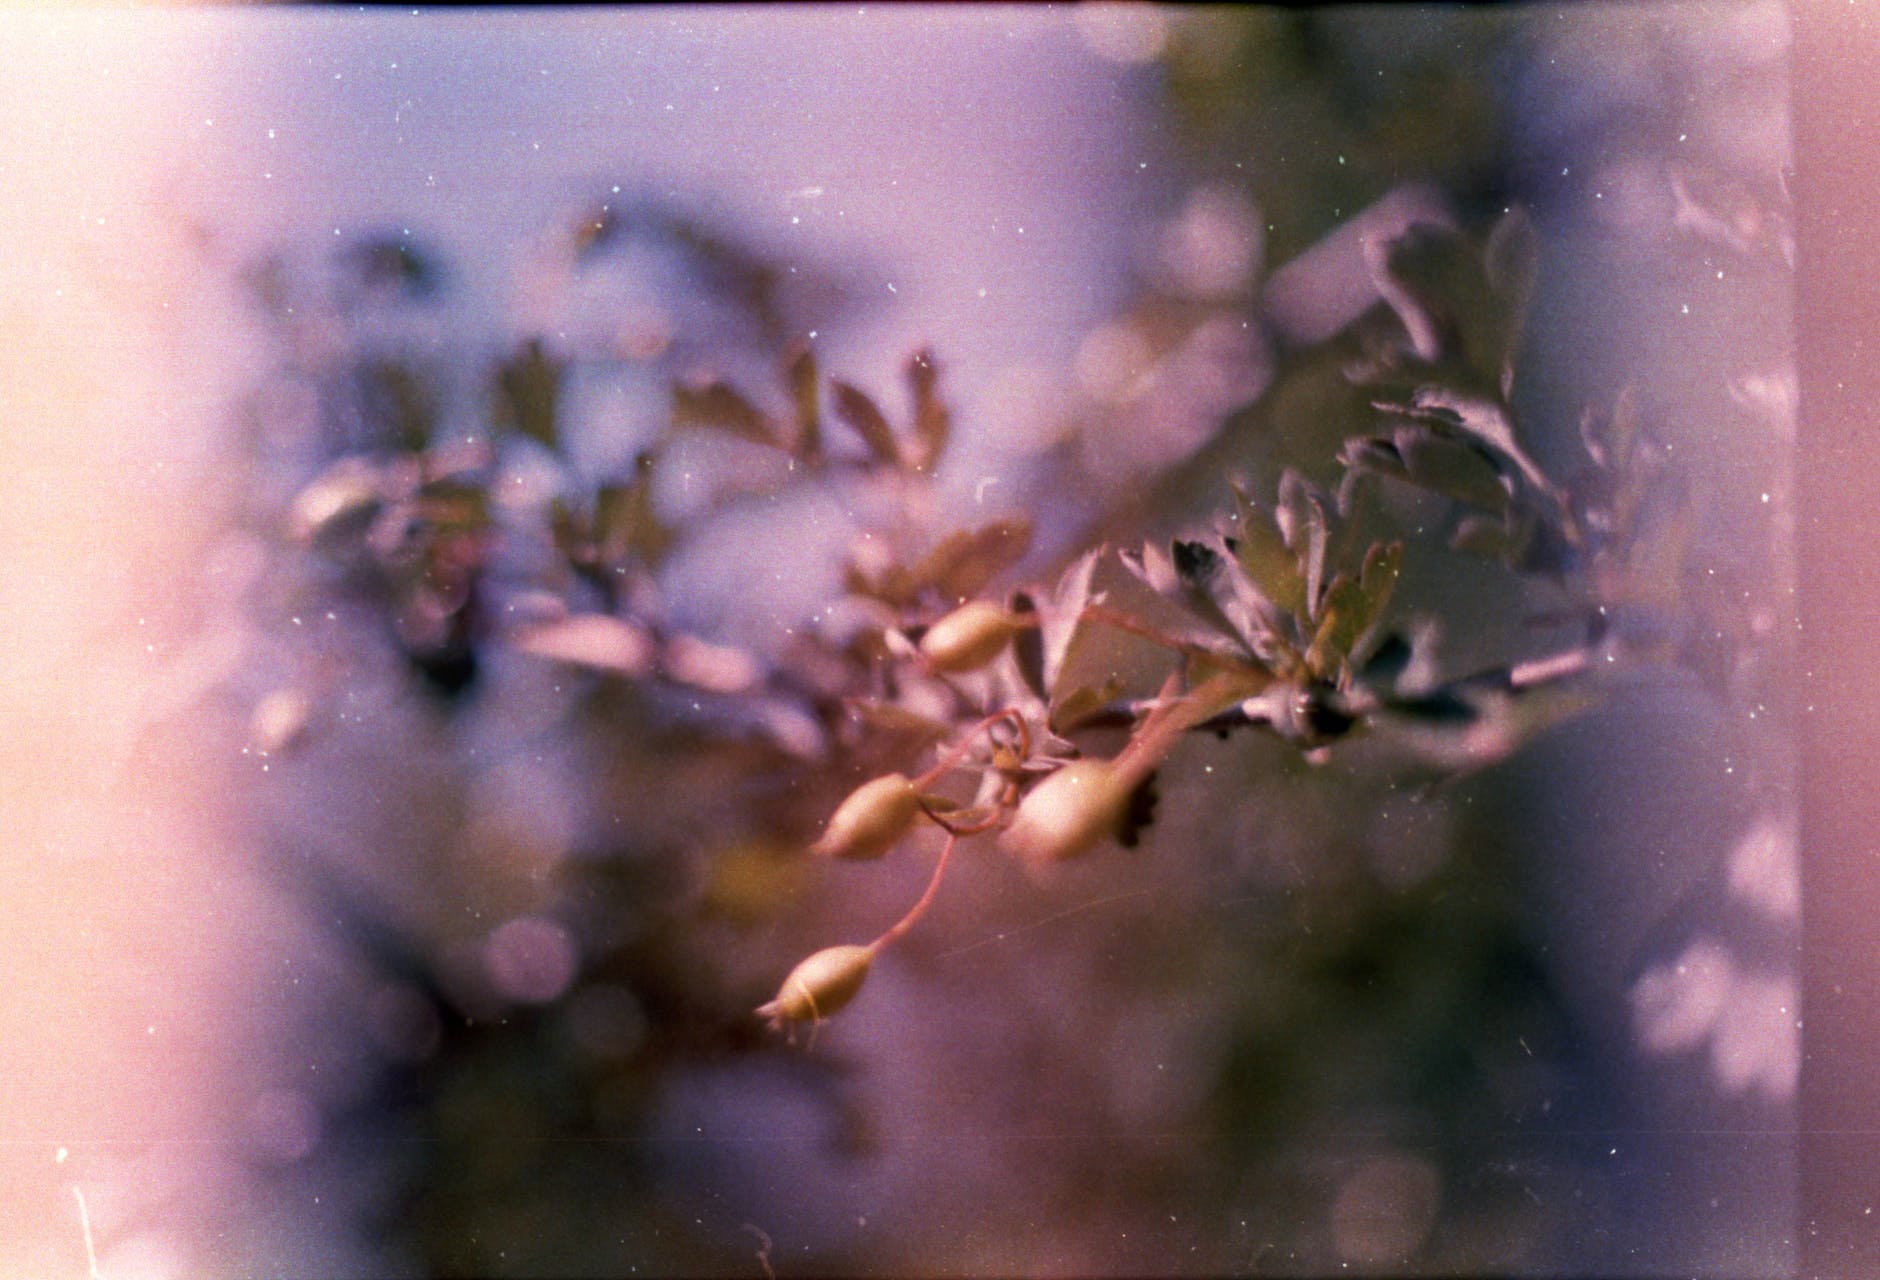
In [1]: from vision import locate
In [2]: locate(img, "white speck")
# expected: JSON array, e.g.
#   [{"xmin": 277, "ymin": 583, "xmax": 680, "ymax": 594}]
[{"xmin": 886, "ymin": 282, "xmax": 897, "ymax": 293}]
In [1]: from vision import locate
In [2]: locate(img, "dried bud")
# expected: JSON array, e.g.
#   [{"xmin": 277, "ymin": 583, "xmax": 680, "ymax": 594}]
[
  {"xmin": 918, "ymin": 601, "xmax": 1023, "ymax": 674},
  {"xmin": 999, "ymin": 758, "xmax": 1134, "ymax": 863},
  {"xmin": 809, "ymin": 773, "xmax": 920, "ymax": 860},
  {"xmin": 756, "ymin": 944, "xmax": 874, "ymax": 1026}
]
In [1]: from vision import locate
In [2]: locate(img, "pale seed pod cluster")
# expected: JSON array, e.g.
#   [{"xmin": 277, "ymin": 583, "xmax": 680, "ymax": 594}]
[{"xmin": 764, "ymin": 598, "xmax": 1145, "ymax": 1033}]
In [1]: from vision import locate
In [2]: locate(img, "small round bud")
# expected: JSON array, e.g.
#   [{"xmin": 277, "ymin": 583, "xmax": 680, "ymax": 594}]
[
  {"xmin": 251, "ymin": 687, "xmax": 313, "ymax": 755},
  {"xmin": 756, "ymin": 944, "xmax": 874, "ymax": 1026},
  {"xmin": 999, "ymin": 758, "xmax": 1133, "ymax": 863},
  {"xmin": 809, "ymin": 773, "xmax": 920, "ymax": 860},
  {"xmin": 288, "ymin": 457, "xmax": 383, "ymax": 545},
  {"xmin": 918, "ymin": 601, "xmax": 1023, "ymax": 674}
]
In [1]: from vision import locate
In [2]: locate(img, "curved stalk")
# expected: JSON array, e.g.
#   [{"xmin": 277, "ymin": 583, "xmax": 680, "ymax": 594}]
[{"xmin": 868, "ymin": 830, "xmax": 958, "ymax": 955}]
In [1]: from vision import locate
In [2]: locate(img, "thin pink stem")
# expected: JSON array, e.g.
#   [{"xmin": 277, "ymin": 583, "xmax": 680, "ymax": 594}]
[{"xmin": 869, "ymin": 830, "xmax": 958, "ymax": 955}]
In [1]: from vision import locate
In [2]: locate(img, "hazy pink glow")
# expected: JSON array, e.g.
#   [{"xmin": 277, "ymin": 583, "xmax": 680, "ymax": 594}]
[
  {"xmin": 0, "ymin": 13, "xmax": 266, "ymax": 1275},
  {"xmin": 0, "ymin": 11, "xmax": 1153, "ymax": 1270}
]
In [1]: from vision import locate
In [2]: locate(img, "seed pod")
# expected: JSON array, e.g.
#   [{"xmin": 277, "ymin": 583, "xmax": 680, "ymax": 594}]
[
  {"xmin": 918, "ymin": 601, "xmax": 1023, "ymax": 674},
  {"xmin": 809, "ymin": 773, "xmax": 920, "ymax": 860},
  {"xmin": 999, "ymin": 758, "xmax": 1134, "ymax": 863},
  {"xmin": 756, "ymin": 944, "xmax": 874, "ymax": 1026}
]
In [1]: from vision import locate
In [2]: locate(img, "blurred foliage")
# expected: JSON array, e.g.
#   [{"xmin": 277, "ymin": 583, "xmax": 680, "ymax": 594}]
[{"xmin": 204, "ymin": 9, "xmax": 1795, "ymax": 1276}]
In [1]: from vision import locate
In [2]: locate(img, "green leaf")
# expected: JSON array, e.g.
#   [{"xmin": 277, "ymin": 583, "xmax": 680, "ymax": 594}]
[
  {"xmin": 786, "ymin": 342, "xmax": 821, "ymax": 461},
  {"xmin": 1231, "ymin": 486, "xmax": 1307, "ymax": 619},
  {"xmin": 1304, "ymin": 541, "xmax": 1401, "ymax": 681},
  {"xmin": 1304, "ymin": 573, "xmax": 1362, "ymax": 679},
  {"xmin": 919, "ymin": 518, "xmax": 1033, "ymax": 603},
  {"xmin": 594, "ymin": 450, "xmax": 675, "ymax": 569},
  {"xmin": 842, "ymin": 518, "xmax": 1031, "ymax": 608},
  {"xmin": 1049, "ymin": 677, "xmax": 1125, "ymax": 734},
  {"xmin": 1393, "ymin": 424, "xmax": 1511, "ymax": 511},
  {"xmin": 1339, "ymin": 435, "xmax": 1412, "ymax": 485},
  {"xmin": 1358, "ymin": 539, "xmax": 1404, "ymax": 628},
  {"xmin": 1163, "ymin": 538, "xmax": 1259, "ymax": 655},
  {"xmin": 360, "ymin": 358, "xmax": 440, "ymax": 452},
  {"xmin": 1484, "ymin": 207, "xmax": 1538, "ymax": 399},
  {"xmin": 550, "ymin": 495, "xmax": 584, "ymax": 563},
  {"xmin": 416, "ymin": 477, "xmax": 491, "ymax": 536},
  {"xmin": 493, "ymin": 338, "xmax": 563, "ymax": 450},
  {"xmin": 1301, "ymin": 495, "xmax": 1328, "ymax": 620},
  {"xmin": 672, "ymin": 379, "xmax": 778, "ymax": 448},
  {"xmin": 831, "ymin": 380, "xmax": 901, "ymax": 466},
  {"xmin": 1375, "ymin": 223, "xmax": 1508, "ymax": 394},
  {"xmin": 907, "ymin": 348, "xmax": 950, "ymax": 472},
  {"xmin": 1040, "ymin": 548, "xmax": 1102, "ymax": 692},
  {"xmin": 1384, "ymin": 389, "xmax": 1552, "ymax": 496},
  {"xmin": 1270, "ymin": 472, "xmax": 1330, "ymax": 616}
]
